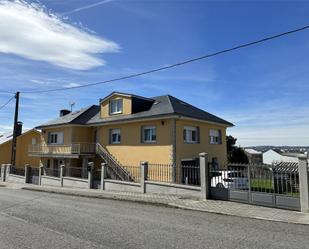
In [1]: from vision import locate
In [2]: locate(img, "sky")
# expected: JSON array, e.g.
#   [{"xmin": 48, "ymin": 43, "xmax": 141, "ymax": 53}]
[{"xmin": 0, "ymin": 0, "xmax": 309, "ymax": 147}]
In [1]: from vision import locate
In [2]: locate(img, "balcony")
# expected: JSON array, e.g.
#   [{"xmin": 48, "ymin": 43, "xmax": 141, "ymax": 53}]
[{"xmin": 28, "ymin": 143, "xmax": 96, "ymax": 158}]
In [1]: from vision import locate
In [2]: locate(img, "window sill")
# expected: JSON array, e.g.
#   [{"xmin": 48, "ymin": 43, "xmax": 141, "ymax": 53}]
[
  {"xmin": 142, "ymin": 141, "xmax": 157, "ymax": 144},
  {"xmin": 184, "ymin": 141, "xmax": 198, "ymax": 144}
]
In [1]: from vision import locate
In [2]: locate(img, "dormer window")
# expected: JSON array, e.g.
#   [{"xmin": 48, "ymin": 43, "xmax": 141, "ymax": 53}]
[{"xmin": 109, "ymin": 99, "xmax": 123, "ymax": 115}]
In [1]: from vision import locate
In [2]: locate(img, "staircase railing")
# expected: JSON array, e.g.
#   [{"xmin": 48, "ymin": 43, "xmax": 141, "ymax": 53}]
[{"xmin": 96, "ymin": 143, "xmax": 134, "ymax": 181}]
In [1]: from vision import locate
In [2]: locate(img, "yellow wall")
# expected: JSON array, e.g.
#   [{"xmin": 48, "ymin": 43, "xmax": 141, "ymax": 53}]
[
  {"xmin": 100, "ymin": 95, "xmax": 132, "ymax": 118},
  {"xmin": 0, "ymin": 130, "xmax": 41, "ymax": 168},
  {"xmin": 71, "ymin": 126, "xmax": 94, "ymax": 143},
  {"xmin": 98, "ymin": 119, "xmax": 173, "ymax": 165},
  {"xmin": 41, "ymin": 126, "xmax": 72, "ymax": 145},
  {"xmin": 175, "ymin": 119, "xmax": 227, "ymax": 166}
]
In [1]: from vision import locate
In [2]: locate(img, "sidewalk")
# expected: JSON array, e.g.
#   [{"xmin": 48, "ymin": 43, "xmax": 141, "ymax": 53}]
[{"xmin": 2, "ymin": 182, "xmax": 309, "ymax": 225}]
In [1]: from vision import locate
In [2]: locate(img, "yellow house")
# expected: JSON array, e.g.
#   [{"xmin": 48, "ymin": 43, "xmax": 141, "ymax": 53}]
[
  {"xmin": 29, "ymin": 92, "xmax": 233, "ymax": 181},
  {"xmin": 0, "ymin": 127, "xmax": 41, "ymax": 168}
]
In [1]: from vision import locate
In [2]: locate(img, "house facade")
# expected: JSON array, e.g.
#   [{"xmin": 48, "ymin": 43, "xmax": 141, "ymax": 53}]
[
  {"xmin": 28, "ymin": 92, "xmax": 233, "ymax": 178},
  {"xmin": 0, "ymin": 126, "xmax": 41, "ymax": 168}
]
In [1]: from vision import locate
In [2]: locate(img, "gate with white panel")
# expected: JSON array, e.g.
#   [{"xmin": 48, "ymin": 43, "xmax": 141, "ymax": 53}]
[{"xmin": 209, "ymin": 163, "xmax": 300, "ymax": 211}]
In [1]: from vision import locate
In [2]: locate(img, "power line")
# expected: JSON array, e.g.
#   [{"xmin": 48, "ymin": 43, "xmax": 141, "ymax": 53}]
[
  {"xmin": 14, "ymin": 24, "xmax": 309, "ymax": 94},
  {"xmin": 0, "ymin": 95, "xmax": 15, "ymax": 111}
]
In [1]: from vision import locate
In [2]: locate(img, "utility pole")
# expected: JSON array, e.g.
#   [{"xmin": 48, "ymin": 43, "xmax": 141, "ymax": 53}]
[{"xmin": 11, "ymin": 91, "xmax": 20, "ymax": 166}]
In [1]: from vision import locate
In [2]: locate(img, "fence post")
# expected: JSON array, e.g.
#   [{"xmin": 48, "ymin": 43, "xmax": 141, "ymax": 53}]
[
  {"xmin": 6, "ymin": 164, "xmax": 11, "ymax": 176},
  {"xmin": 140, "ymin": 161, "xmax": 148, "ymax": 194},
  {"xmin": 88, "ymin": 162, "xmax": 94, "ymax": 189},
  {"xmin": 38, "ymin": 166, "xmax": 43, "ymax": 185},
  {"xmin": 101, "ymin": 162, "xmax": 106, "ymax": 191},
  {"xmin": 24, "ymin": 164, "xmax": 30, "ymax": 184},
  {"xmin": 1, "ymin": 164, "xmax": 6, "ymax": 182},
  {"xmin": 199, "ymin": 153, "xmax": 209, "ymax": 199},
  {"xmin": 298, "ymin": 155, "xmax": 309, "ymax": 213},
  {"xmin": 60, "ymin": 164, "xmax": 65, "ymax": 187}
]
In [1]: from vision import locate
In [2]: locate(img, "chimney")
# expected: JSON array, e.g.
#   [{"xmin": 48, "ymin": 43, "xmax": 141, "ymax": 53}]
[
  {"xmin": 16, "ymin": 121, "xmax": 22, "ymax": 136},
  {"xmin": 60, "ymin": 109, "xmax": 71, "ymax": 117}
]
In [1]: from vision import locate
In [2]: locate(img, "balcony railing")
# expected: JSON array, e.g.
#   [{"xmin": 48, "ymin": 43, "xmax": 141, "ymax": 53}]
[{"xmin": 28, "ymin": 143, "xmax": 96, "ymax": 155}]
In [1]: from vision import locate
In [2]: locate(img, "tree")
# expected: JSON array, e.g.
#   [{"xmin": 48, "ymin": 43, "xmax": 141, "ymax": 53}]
[{"xmin": 226, "ymin": 135, "xmax": 249, "ymax": 163}]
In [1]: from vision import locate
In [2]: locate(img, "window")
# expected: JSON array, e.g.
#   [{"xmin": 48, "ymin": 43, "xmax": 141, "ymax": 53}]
[
  {"xmin": 110, "ymin": 129, "xmax": 121, "ymax": 144},
  {"xmin": 31, "ymin": 138, "xmax": 37, "ymax": 145},
  {"xmin": 183, "ymin": 126, "xmax": 199, "ymax": 143},
  {"xmin": 210, "ymin": 129, "xmax": 222, "ymax": 144},
  {"xmin": 109, "ymin": 99, "xmax": 123, "ymax": 114},
  {"xmin": 48, "ymin": 132, "xmax": 64, "ymax": 145},
  {"xmin": 142, "ymin": 126, "xmax": 156, "ymax": 143}
]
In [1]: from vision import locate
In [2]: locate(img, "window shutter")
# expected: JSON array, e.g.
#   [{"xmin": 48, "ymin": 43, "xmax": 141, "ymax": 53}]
[
  {"xmin": 58, "ymin": 132, "xmax": 64, "ymax": 144},
  {"xmin": 218, "ymin": 129, "xmax": 222, "ymax": 144},
  {"xmin": 197, "ymin": 126, "xmax": 200, "ymax": 143},
  {"xmin": 141, "ymin": 126, "xmax": 144, "ymax": 143}
]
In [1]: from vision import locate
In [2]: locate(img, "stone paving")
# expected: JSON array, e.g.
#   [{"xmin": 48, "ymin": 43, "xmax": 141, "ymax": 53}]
[{"xmin": 2, "ymin": 182, "xmax": 309, "ymax": 225}]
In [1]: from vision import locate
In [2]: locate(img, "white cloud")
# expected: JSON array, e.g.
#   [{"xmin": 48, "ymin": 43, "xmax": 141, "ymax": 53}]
[
  {"xmin": 0, "ymin": 0, "xmax": 119, "ymax": 70},
  {"xmin": 64, "ymin": 83, "xmax": 81, "ymax": 88}
]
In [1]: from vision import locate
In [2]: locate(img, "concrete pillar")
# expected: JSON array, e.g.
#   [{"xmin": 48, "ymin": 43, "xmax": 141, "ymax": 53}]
[
  {"xmin": 24, "ymin": 164, "xmax": 30, "ymax": 184},
  {"xmin": 199, "ymin": 153, "xmax": 209, "ymax": 199},
  {"xmin": 1, "ymin": 164, "xmax": 6, "ymax": 182},
  {"xmin": 101, "ymin": 163, "xmax": 107, "ymax": 191},
  {"xmin": 38, "ymin": 166, "xmax": 43, "ymax": 185},
  {"xmin": 60, "ymin": 164, "xmax": 65, "ymax": 187},
  {"xmin": 6, "ymin": 164, "xmax": 11, "ymax": 176},
  {"xmin": 87, "ymin": 162, "xmax": 94, "ymax": 189},
  {"xmin": 298, "ymin": 155, "xmax": 309, "ymax": 213},
  {"xmin": 140, "ymin": 161, "xmax": 148, "ymax": 194}
]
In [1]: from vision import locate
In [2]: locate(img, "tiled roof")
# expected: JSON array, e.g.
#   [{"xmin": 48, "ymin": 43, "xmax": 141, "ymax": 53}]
[{"xmin": 37, "ymin": 94, "xmax": 233, "ymax": 128}]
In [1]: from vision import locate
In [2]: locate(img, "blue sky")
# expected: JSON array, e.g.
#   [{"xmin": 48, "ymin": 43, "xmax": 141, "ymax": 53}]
[{"xmin": 0, "ymin": 0, "xmax": 309, "ymax": 146}]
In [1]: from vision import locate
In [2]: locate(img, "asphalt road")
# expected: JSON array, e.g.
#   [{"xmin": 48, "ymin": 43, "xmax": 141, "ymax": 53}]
[{"xmin": 0, "ymin": 188, "xmax": 308, "ymax": 249}]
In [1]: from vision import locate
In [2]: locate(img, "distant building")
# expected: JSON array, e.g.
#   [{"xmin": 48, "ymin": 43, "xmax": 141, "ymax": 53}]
[
  {"xmin": 244, "ymin": 148, "xmax": 263, "ymax": 164},
  {"xmin": 262, "ymin": 149, "xmax": 302, "ymax": 165}
]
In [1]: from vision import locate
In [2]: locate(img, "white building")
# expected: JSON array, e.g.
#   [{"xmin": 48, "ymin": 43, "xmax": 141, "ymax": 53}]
[{"xmin": 263, "ymin": 149, "xmax": 301, "ymax": 165}]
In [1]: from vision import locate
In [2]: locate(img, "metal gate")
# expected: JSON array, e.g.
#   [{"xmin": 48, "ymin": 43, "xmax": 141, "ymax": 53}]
[
  {"xmin": 28, "ymin": 167, "xmax": 40, "ymax": 185},
  {"xmin": 209, "ymin": 163, "xmax": 300, "ymax": 211}
]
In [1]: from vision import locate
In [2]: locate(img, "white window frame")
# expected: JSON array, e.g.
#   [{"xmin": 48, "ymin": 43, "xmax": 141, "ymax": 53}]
[
  {"xmin": 142, "ymin": 126, "xmax": 156, "ymax": 143},
  {"xmin": 48, "ymin": 132, "xmax": 64, "ymax": 145},
  {"xmin": 110, "ymin": 128, "xmax": 121, "ymax": 144},
  {"xmin": 109, "ymin": 99, "xmax": 123, "ymax": 115},
  {"xmin": 209, "ymin": 129, "xmax": 221, "ymax": 145},
  {"xmin": 184, "ymin": 126, "xmax": 198, "ymax": 143}
]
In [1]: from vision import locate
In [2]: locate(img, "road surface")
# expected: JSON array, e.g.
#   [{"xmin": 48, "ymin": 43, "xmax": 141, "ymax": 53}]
[{"xmin": 0, "ymin": 187, "xmax": 308, "ymax": 249}]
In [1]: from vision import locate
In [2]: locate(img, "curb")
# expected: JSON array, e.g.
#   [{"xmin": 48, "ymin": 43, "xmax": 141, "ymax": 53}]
[{"xmin": 20, "ymin": 186, "xmax": 309, "ymax": 226}]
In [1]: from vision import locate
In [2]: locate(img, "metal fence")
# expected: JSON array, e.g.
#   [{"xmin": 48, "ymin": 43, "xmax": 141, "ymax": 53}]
[
  {"xmin": 10, "ymin": 166, "xmax": 25, "ymax": 176},
  {"xmin": 64, "ymin": 167, "xmax": 88, "ymax": 179},
  {"xmin": 106, "ymin": 165, "xmax": 141, "ymax": 183},
  {"xmin": 43, "ymin": 168, "xmax": 60, "ymax": 178},
  {"xmin": 210, "ymin": 163, "xmax": 300, "ymax": 196},
  {"xmin": 148, "ymin": 164, "xmax": 173, "ymax": 183}
]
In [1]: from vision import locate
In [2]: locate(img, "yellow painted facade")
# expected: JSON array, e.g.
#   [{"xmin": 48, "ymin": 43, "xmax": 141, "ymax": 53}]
[
  {"xmin": 175, "ymin": 119, "xmax": 227, "ymax": 166},
  {"xmin": 98, "ymin": 119, "xmax": 173, "ymax": 166},
  {"xmin": 100, "ymin": 95, "xmax": 132, "ymax": 118},
  {"xmin": 32, "ymin": 93, "xmax": 230, "ymax": 180},
  {"xmin": 0, "ymin": 130, "xmax": 41, "ymax": 168}
]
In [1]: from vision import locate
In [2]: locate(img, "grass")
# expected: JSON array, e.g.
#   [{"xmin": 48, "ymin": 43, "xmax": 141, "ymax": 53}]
[{"xmin": 250, "ymin": 179, "xmax": 300, "ymax": 197}]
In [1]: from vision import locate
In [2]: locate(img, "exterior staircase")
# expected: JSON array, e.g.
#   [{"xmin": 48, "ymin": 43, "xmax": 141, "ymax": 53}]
[{"xmin": 96, "ymin": 143, "xmax": 134, "ymax": 181}]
